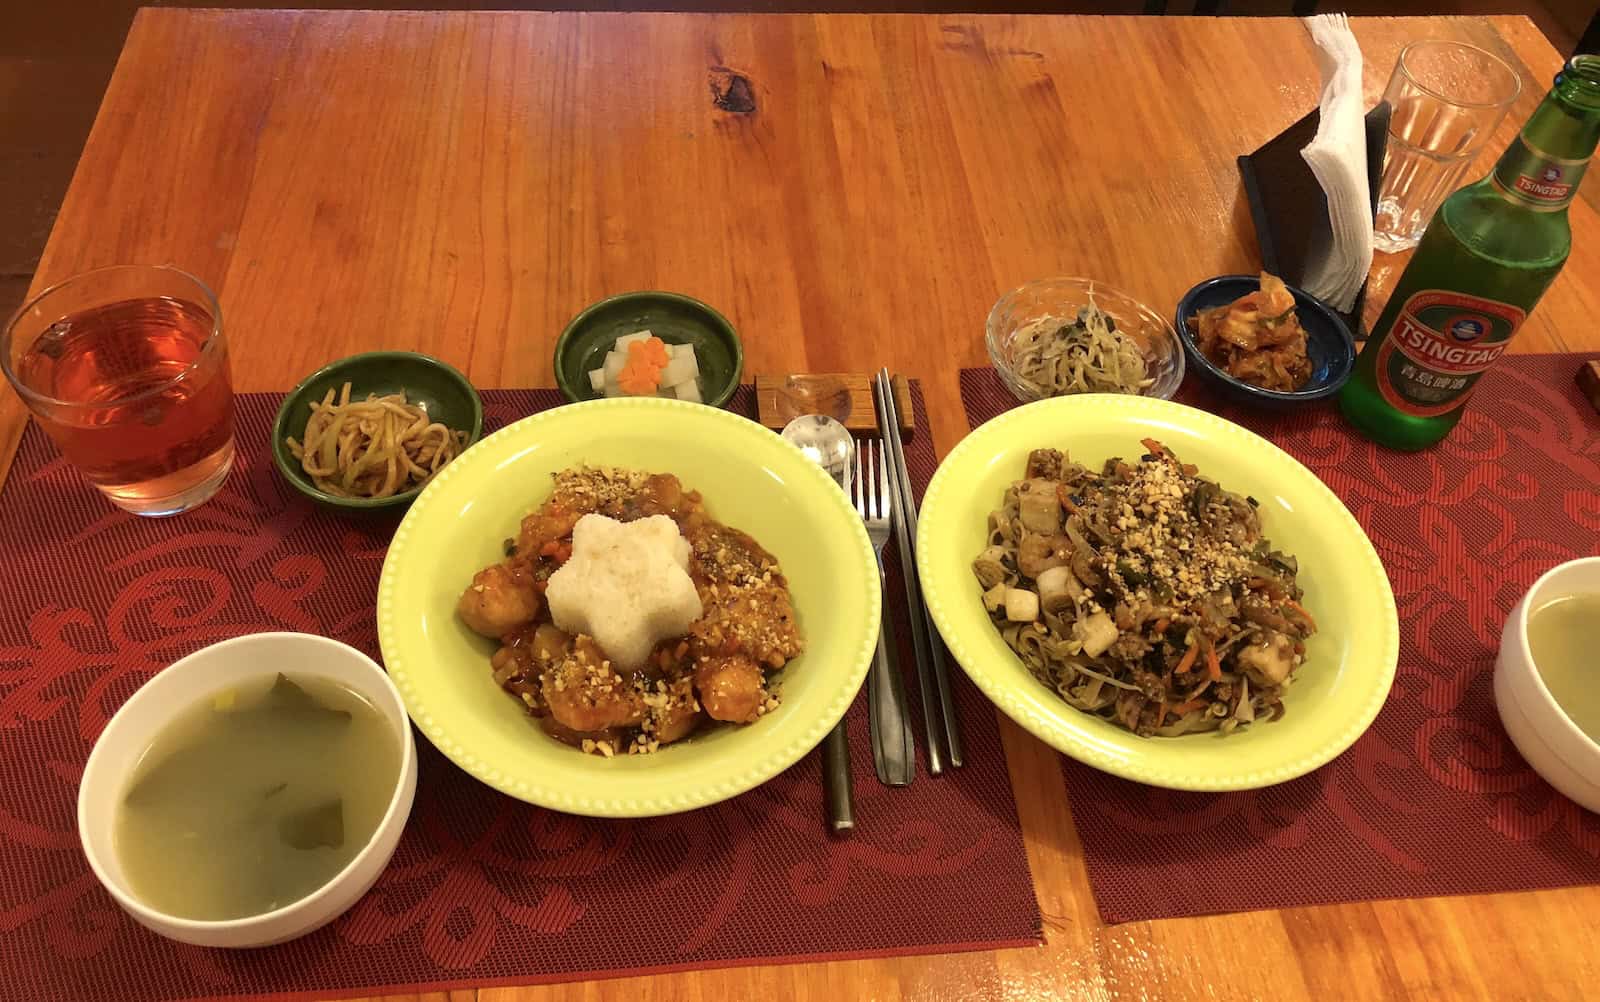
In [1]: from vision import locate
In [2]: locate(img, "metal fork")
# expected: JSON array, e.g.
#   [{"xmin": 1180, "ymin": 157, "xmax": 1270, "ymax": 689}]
[{"xmin": 853, "ymin": 439, "xmax": 916, "ymax": 787}]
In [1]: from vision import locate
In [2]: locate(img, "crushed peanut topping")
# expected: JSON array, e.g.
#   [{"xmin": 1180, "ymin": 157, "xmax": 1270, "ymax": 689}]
[
  {"xmin": 1096, "ymin": 454, "xmax": 1259, "ymax": 608},
  {"xmin": 548, "ymin": 466, "xmax": 650, "ymax": 513},
  {"xmin": 480, "ymin": 466, "xmax": 806, "ymax": 756},
  {"xmin": 690, "ymin": 523, "xmax": 804, "ymax": 667}
]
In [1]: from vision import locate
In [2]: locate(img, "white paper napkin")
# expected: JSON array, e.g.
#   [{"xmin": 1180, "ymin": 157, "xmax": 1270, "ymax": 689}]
[{"xmin": 1299, "ymin": 13, "xmax": 1373, "ymax": 313}]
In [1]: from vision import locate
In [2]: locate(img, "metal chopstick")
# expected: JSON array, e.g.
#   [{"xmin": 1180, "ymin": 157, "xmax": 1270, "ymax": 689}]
[
  {"xmin": 872, "ymin": 373, "xmax": 949, "ymax": 775},
  {"xmin": 821, "ymin": 723, "xmax": 856, "ymax": 833},
  {"xmin": 875, "ymin": 369, "xmax": 964, "ymax": 769},
  {"xmin": 824, "ymin": 456, "xmax": 856, "ymax": 833}
]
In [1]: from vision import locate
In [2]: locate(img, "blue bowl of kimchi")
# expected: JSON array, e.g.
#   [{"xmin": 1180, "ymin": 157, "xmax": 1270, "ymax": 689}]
[{"xmin": 1175, "ymin": 275, "xmax": 1355, "ymax": 409}]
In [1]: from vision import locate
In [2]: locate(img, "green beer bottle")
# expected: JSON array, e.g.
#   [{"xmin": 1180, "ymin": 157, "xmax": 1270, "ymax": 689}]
[{"xmin": 1340, "ymin": 55, "xmax": 1600, "ymax": 450}]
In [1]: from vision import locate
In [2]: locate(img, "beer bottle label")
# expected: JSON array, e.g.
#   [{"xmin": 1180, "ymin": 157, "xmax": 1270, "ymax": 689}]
[
  {"xmin": 1373, "ymin": 291, "xmax": 1526, "ymax": 417},
  {"xmin": 1491, "ymin": 136, "xmax": 1589, "ymax": 211}
]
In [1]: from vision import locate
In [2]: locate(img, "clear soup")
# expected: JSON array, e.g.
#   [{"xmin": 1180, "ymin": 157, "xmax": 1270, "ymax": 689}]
[
  {"xmin": 114, "ymin": 673, "xmax": 400, "ymax": 921},
  {"xmin": 1528, "ymin": 593, "xmax": 1600, "ymax": 743}
]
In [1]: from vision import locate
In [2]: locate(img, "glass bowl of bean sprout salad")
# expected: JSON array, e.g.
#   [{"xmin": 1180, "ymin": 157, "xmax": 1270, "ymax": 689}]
[{"xmin": 986, "ymin": 278, "xmax": 1185, "ymax": 403}]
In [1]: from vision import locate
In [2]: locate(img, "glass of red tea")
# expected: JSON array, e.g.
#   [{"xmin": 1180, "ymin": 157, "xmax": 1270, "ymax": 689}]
[{"xmin": 2, "ymin": 265, "xmax": 236, "ymax": 516}]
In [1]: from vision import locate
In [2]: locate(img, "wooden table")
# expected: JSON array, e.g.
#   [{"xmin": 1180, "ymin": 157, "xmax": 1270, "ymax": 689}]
[{"xmin": 5, "ymin": 10, "xmax": 1596, "ymax": 1002}]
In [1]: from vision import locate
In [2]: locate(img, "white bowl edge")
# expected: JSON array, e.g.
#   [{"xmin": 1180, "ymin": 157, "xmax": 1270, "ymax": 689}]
[{"xmin": 1493, "ymin": 556, "xmax": 1600, "ymax": 811}]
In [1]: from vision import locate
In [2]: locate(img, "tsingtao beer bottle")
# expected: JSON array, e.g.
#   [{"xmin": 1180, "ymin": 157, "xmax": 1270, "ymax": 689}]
[{"xmin": 1340, "ymin": 55, "xmax": 1600, "ymax": 450}]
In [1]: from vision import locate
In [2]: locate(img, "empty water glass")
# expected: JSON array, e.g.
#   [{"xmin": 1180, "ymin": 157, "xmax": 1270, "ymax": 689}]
[{"xmin": 1374, "ymin": 40, "xmax": 1522, "ymax": 252}]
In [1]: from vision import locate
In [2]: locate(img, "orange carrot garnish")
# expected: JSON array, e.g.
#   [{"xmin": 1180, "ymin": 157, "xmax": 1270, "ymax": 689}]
[
  {"xmin": 1174, "ymin": 640, "xmax": 1200, "ymax": 674},
  {"xmin": 1283, "ymin": 598, "xmax": 1318, "ymax": 632}
]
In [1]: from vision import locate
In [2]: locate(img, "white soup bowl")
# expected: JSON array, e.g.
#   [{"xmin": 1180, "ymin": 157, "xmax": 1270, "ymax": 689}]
[
  {"xmin": 77, "ymin": 632, "xmax": 417, "ymax": 948},
  {"xmin": 1495, "ymin": 557, "xmax": 1600, "ymax": 813}
]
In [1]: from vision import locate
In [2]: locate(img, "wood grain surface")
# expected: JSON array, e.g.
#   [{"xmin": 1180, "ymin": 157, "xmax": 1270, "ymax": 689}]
[{"xmin": 4, "ymin": 11, "xmax": 1597, "ymax": 1002}]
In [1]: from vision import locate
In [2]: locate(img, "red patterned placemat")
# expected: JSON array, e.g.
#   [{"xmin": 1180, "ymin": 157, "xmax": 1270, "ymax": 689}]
[
  {"xmin": 0, "ymin": 385, "xmax": 1040, "ymax": 1002},
  {"xmin": 959, "ymin": 356, "xmax": 1600, "ymax": 924}
]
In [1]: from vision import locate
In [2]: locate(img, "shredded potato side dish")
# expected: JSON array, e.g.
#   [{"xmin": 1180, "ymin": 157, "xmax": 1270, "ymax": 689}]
[{"xmin": 286, "ymin": 382, "xmax": 467, "ymax": 499}]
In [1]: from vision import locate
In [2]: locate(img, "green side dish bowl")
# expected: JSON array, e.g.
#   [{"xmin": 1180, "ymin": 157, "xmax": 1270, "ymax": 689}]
[
  {"xmin": 553, "ymin": 291, "xmax": 742, "ymax": 407},
  {"xmin": 271, "ymin": 351, "xmax": 483, "ymax": 512}
]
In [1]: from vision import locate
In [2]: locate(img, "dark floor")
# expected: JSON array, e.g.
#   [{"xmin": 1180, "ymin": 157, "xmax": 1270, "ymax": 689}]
[{"xmin": 0, "ymin": 0, "xmax": 1590, "ymax": 320}]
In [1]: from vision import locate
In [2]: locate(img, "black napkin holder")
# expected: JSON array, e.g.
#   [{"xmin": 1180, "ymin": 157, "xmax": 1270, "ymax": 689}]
[{"xmin": 1237, "ymin": 103, "xmax": 1390, "ymax": 336}]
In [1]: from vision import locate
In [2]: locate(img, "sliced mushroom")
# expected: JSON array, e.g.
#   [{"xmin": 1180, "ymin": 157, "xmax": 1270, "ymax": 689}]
[
  {"xmin": 973, "ymin": 545, "xmax": 1011, "ymax": 589},
  {"xmin": 1234, "ymin": 677, "xmax": 1255, "ymax": 723}
]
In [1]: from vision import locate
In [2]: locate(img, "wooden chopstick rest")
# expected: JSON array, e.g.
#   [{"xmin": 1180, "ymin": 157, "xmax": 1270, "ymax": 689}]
[{"xmin": 756, "ymin": 373, "xmax": 915, "ymax": 435}]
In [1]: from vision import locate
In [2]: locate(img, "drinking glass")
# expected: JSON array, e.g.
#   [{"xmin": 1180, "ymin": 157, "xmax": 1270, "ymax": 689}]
[
  {"xmin": 1374, "ymin": 40, "xmax": 1522, "ymax": 252},
  {"xmin": 2, "ymin": 265, "xmax": 236, "ymax": 516}
]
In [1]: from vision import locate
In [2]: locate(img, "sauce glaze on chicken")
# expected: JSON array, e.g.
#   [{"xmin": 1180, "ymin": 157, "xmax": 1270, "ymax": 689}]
[{"xmin": 457, "ymin": 467, "xmax": 804, "ymax": 756}]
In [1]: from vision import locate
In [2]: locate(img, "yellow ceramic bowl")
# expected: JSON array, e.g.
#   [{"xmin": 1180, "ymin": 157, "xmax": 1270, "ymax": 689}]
[
  {"xmin": 378, "ymin": 398, "xmax": 879, "ymax": 816},
  {"xmin": 917, "ymin": 394, "xmax": 1397, "ymax": 790}
]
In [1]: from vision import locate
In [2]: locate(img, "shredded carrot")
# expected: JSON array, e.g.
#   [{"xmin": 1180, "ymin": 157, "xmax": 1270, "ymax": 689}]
[
  {"xmin": 1283, "ymin": 598, "xmax": 1318, "ymax": 632},
  {"xmin": 1168, "ymin": 698, "xmax": 1208, "ymax": 719},
  {"xmin": 1140, "ymin": 437, "xmax": 1166, "ymax": 457},
  {"xmin": 617, "ymin": 358, "xmax": 660, "ymax": 395},
  {"xmin": 1205, "ymin": 643, "xmax": 1222, "ymax": 682},
  {"xmin": 1056, "ymin": 484, "xmax": 1079, "ymax": 513},
  {"xmin": 617, "ymin": 338, "xmax": 669, "ymax": 394},
  {"xmin": 629, "ymin": 336, "xmax": 670, "ymax": 368},
  {"xmin": 1152, "ymin": 617, "xmax": 1170, "ymax": 634},
  {"xmin": 1174, "ymin": 640, "xmax": 1200, "ymax": 674}
]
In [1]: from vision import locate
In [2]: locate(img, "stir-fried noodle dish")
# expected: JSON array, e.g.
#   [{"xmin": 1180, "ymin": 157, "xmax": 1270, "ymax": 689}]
[{"xmin": 972, "ymin": 440, "xmax": 1316, "ymax": 737}]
